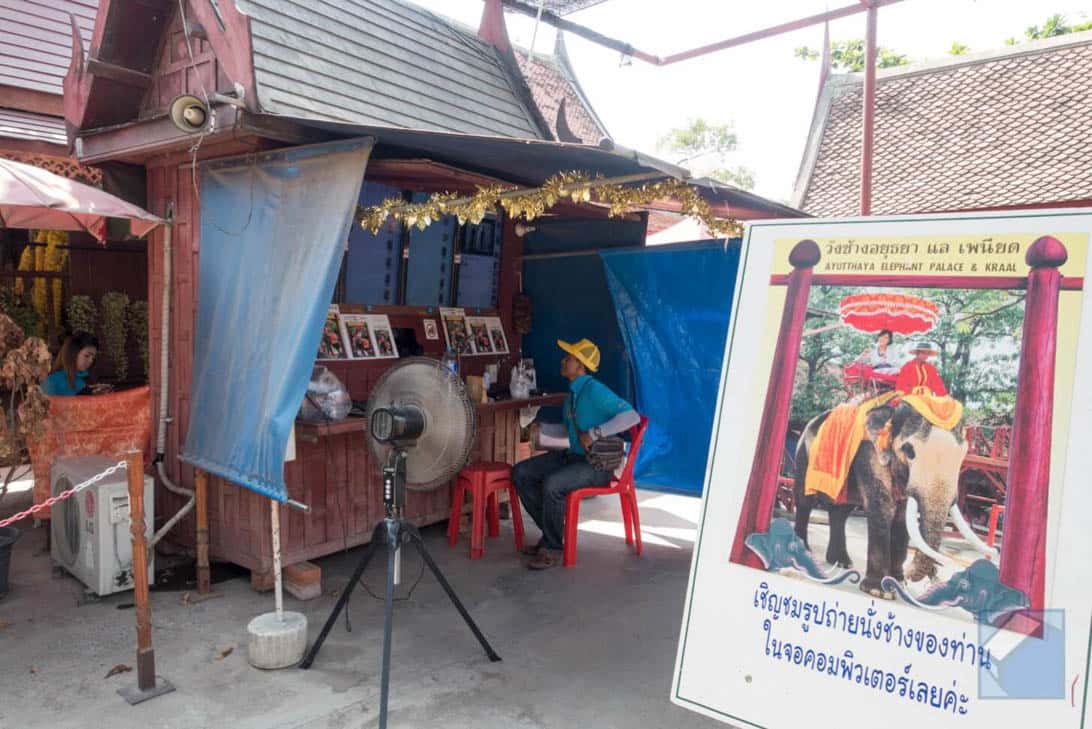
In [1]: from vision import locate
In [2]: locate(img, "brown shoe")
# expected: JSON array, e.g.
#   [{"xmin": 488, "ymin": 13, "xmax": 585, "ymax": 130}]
[
  {"xmin": 527, "ymin": 548, "xmax": 561, "ymax": 570},
  {"xmin": 520, "ymin": 540, "xmax": 544, "ymax": 557}
]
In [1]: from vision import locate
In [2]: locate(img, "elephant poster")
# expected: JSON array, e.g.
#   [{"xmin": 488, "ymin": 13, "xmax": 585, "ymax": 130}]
[{"xmin": 673, "ymin": 210, "xmax": 1092, "ymax": 729}]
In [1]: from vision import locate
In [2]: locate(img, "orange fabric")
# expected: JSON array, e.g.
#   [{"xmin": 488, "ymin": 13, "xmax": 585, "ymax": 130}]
[
  {"xmin": 28, "ymin": 386, "xmax": 152, "ymax": 517},
  {"xmin": 894, "ymin": 360, "xmax": 947, "ymax": 396},
  {"xmin": 900, "ymin": 389, "xmax": 964, "ymax": 430},
  {"xmin": 805, "ymin": 392, "xmax": 896, "ymax": 502}
]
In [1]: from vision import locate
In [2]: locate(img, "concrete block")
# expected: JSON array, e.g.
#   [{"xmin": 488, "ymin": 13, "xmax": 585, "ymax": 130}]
[{"xmin": 246, "ymin": 611, "xmax": 308, "ymax": 670}]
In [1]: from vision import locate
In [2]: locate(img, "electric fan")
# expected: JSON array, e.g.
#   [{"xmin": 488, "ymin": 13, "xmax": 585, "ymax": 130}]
[{"xmin": 300, "ymin": 358, "xmax": 500, "ymax": 729}]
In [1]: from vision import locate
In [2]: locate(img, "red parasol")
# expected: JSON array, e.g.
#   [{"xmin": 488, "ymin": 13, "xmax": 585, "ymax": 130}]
[{"xmin": 839, "ymin": 292, "xmax": 938, "ymax": 335}]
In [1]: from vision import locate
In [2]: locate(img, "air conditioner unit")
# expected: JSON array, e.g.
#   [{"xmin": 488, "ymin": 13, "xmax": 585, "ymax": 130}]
[{"xmin": 51, "ymin": 455, "xmax": 154, "ymax": 596}]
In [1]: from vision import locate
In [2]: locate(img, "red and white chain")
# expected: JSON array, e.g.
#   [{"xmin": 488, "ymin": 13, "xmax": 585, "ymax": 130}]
[{"xmin": 0, "ymin": 460, "xmax": 129, "ymax": 529}]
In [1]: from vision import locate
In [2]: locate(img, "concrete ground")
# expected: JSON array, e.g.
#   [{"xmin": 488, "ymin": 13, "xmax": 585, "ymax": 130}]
[{"xmin": 0, "ymin": 482, "xmax": 724, "ymax": 729}]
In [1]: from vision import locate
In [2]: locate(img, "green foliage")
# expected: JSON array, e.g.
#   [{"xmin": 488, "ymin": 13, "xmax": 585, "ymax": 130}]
[
  {"xmin": 789, "ymin": 286, "xmax": 1024, "ymax": 430},
  {"xmin": 100, "ymin": 292, "xmax": 130, "ymax": 381},
  {"xmin": 1023, "ymin": 13, "xmax": 1092, "ymax": 40},
  {"xmin": 794, "ymin": 39, "xmax": 909, "ymax": 72},
  {"xmin": 949, "ymin": 41, "xmax": 970, "ymax": 56},
  {"xmin": 66, "ymin": 295, "xmax": 97, "ymax": 336},
  {"xmin": 656, "ymin": 118, "xmax": 756, "ymax": 191},
  {"xmin": 0, "ymin": 286, "xmax": 41, "ymax": 339},
  {"xmin": 128, "ymin": 300, "xmax": 149, "ymax": 380}
]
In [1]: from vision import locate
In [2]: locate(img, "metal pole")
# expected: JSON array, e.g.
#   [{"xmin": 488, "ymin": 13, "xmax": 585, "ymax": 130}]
[
  {"xmin": 195, "ymin": 469, "xmax": 210, "ymax": 594},
  {"xmin": 860, "ymin": 2, "xmax": 877, "ymax": 215},
  {"xmin": 271, "ymin": 500, "xmax": 284, "ymax": 622},
  {"xmin": 528, "ymin": 0, "xmax": 545, "ymax": 55}
]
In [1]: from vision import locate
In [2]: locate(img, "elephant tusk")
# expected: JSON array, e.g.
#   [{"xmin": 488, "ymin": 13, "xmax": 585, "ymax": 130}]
[
  {"xmin": 949, "ymin": 504, "xmax": 1000, "ymax": 560},
  {"xmin": 906, "ymin": 497, "xmax": 955, "ymax": 568}
]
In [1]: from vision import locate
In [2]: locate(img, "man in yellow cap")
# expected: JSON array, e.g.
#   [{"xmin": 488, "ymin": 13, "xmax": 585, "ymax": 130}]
[{"xmin": 513, "ymin": 338, "xmax": 640, "ymax": 570}]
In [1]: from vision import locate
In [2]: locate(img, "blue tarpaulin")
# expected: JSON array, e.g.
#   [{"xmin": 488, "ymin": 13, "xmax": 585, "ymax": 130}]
[
  {"xmin": 181, "ymin": 138, "xmax": 373, "ymax": 501},
  {"xmin": 600, "ymin": 240, "xmax": 741, "ymax": 495}
]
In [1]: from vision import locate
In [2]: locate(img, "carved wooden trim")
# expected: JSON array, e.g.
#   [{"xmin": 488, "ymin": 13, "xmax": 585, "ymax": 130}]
[{"xmin": 0, "ymin": 151, "xmax": 102, "ymax": 186}]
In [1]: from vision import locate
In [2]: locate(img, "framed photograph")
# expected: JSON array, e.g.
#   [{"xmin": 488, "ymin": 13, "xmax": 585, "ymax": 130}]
[
  {"xmin": 672, "ymin": 211, "xmax": 1092, "ymax": 729},
  {"xmin": 439, "ymin": 307, "xmax": 473, "ymax": 355},
  {"xmin": 423, "ymin": 319, "xmax": 440, "ymax": 340},
  {"xmin": 466, "ymin": 316, "xmax": 494, "ymax": 355},
  {"xmin": 367, "ymin": 314, "xmax": 399, "ymax": 359},
  {"xmin": 317, "ymin": 305, "xmax": 349, "ymax": 360},
  {"xmin": 338, "ymin": 314, "xmax": 376, "ymax": 359},
  {"xmin": 485, "ymin": 316, "xmax": 509, "ymax": 354}
]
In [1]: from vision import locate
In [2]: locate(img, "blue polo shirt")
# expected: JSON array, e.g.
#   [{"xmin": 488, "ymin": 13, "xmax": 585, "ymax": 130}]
[
  {"xmin": 43, "ymin": 370, "xmax": 89, "ymax": 396},
  {"xmin": 562, "ymin": 375, "xmax": 633, "ymax": 455}
]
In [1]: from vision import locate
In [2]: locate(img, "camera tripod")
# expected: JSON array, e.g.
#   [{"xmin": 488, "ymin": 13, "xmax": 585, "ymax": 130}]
[{"xmin": 299, "ymin": 449, "xmax": 501, "ymax": 729}]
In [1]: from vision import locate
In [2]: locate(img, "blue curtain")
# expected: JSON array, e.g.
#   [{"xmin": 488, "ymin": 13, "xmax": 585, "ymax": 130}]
[
  {"xmin": 181, "ymin": 138, "xmax": 374, "ymax": 501},
  {"xmin": 599, "ymin": 240, "xmax": 741, "ymax": 495}
]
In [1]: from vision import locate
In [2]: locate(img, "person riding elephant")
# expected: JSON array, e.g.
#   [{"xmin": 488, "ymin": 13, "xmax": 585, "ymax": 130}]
[{"xmin": 793, "ymin": 396, "xmax": 995, "ymax": 599}]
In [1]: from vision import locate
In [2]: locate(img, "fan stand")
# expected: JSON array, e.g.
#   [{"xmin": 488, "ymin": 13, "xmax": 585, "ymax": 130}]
[{"xmin": 299, "ymin": 448, "xmax": 501, "ymax": 729}]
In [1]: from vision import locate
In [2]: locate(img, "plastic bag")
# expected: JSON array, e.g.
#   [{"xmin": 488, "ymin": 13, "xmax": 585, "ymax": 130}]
[{"xmin": 299, "ymin": 366, "xmax": 351, "ymax": 421}]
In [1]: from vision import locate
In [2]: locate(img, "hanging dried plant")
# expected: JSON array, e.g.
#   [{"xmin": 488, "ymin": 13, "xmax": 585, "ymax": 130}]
[
  {"xmin": 67, "ymin": 295, "xmax": 97, "ymax": 336},
  {"xmin": 100, "ymin": 292, "xmax": 130, "ymax": 382},
  {"xmin": 128, "ymin": 300, "xmax": 149, "ymax": 380},
  {"xmin": 0, "ymin": 315, "xmax": 51, "ymax": 504}
]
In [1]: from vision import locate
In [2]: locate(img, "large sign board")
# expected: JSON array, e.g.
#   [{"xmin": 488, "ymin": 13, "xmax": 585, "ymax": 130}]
[{"xmin": 673, "ymin": 210, "xmax": 1092, "ymax": 728}]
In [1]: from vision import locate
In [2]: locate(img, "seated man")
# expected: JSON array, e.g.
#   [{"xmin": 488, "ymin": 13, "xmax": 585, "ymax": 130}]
[
  {"xmin": 513, "ymin": 338, "xmax": 640, "ymax": 570},
  {"xmin": 895, "ymin": 341, "xmax": 948, "ymax": 396}
]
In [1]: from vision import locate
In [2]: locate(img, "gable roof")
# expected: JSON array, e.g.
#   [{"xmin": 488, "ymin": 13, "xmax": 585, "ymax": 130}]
[
  {"xmin": 793, "ymin": 31, "xmax": 1092, "ymax": 216},
  {"xmin": 234, "ymin": 0, "xmax": 548, "ymax": 139},
  {"xmin": 0, "ymin": 0, "xmax": 97, "ymax": 95},
  {"xmin": 515, "ymin": 34, "xmax": 610, "ymax": 145}
]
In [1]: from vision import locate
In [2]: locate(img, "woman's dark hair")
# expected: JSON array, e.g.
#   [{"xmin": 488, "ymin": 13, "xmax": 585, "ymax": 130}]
[
  {"xmin": 53, "ymin": 332, "xmax": 100, "ymax": 391},
  {"xmin": 875, "ymin": 329, "xmax": 894, "ymax": 345}
]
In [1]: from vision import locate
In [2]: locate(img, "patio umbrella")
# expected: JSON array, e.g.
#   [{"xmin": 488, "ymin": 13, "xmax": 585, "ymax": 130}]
[
  {"xmin": 0, "ymin": 157, "xmax": 164, "ymax": 242},
  {"xmin": 839, "ymin": 292, "xmax": 939, "ymax": 334}
]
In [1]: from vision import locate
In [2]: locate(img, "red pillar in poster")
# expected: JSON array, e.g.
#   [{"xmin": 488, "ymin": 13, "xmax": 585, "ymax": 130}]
[
  {"xmin": 1000, "ymin": 235, "xmax": 1067, "ymax": 611},
  {"xmin": 730, "ymin": 240, "xmax": 821, "ymax": 568}
]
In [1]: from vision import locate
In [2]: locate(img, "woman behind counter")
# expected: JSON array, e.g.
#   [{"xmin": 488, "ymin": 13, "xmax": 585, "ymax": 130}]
[{"xmin": 43, "ymin": 332, "xmax": 112, "ymax": 396}]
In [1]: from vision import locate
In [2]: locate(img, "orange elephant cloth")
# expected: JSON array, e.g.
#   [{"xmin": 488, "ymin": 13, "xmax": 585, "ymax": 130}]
[
  {"xmin": 899, "ymin": 389, "xmax": 963, "ymax": 430},
  {"xmin": 804, "ymin": 392, "xmax": 896, "ymax": 502},
  {"xmin": 28, "ymin": 386, "xmax": 152, "ymax": 517}
]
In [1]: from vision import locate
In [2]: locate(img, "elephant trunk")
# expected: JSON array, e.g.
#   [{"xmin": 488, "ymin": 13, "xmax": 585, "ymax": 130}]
[{"xmin": 905, "ymin": 496, "xmax": 953, "ymax": 568}]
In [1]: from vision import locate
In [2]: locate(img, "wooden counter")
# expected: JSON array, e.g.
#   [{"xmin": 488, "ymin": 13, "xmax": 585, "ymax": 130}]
[{"xmin": 202, "ymin": 396, "xmax": 563, "ymax": 584}]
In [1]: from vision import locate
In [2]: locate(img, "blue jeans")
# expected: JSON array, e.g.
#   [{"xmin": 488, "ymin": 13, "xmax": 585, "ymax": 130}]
[{"xmin": 512, "ymin": 450, "xmax": 612, "ymax": 551}]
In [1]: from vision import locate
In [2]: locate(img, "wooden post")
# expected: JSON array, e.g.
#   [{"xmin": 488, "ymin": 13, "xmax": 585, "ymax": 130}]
[
  {"xmin": 195, "ymin": 469, "xmax": 210, "ymax": 594},
  {"xmin": 729, "ymin": 240, "xmax": 821, "ymax": 567},
  {"xmin": 126, "ymin": 450, "xmax": 155, "ymax": 692},
  {"xmin": 860, "ymin": 2, "xmax": 877, "ymax": 216},
  {"xmin": 1000, "ymin": 235, "xmax": 1067, "ymax": 612}
]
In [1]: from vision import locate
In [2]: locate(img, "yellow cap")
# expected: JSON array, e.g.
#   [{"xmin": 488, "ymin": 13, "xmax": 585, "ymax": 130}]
[{"xmin": 558, "ymin": 338, "xmax": 600, "ymax": 373}]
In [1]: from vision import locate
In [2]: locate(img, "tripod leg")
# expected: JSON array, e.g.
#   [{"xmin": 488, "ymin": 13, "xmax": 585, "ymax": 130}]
[
  {"xmin": 406, "ymin": 524, "xmax": 501, "ymax": 662},
  {"xmin": 299, "ymin": 520, "xmax": 385, "ymax": 669},
  {"xmin": 378, "ymin": 521, "xmax": 398, "ymax": 729}
]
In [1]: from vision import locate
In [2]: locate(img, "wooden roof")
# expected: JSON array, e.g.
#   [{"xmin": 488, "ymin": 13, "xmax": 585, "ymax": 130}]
[{"xmin": 237, "ymin": 0, "xmax": 547, "ymax": 138}]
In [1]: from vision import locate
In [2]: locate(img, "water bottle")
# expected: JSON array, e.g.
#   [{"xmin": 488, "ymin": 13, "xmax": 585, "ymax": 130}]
[{"xmin": 441, "ymin": 347, "xmax": 459, "ymax": 376}]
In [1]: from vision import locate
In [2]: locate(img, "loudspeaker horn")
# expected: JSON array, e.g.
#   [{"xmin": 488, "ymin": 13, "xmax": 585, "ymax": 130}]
[{"xmin": 168, "ymin": 94, "xmax": 209, "ymax": 134}]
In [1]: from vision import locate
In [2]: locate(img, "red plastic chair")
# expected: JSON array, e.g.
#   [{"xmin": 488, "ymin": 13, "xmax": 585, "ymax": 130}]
[
  {"xmin": 562, "ymin": 416, "xmax": 649, "ymax": 567},
  {"xmin": 448, "ymin": 462, "xmax": 525, "ymax": 559}
]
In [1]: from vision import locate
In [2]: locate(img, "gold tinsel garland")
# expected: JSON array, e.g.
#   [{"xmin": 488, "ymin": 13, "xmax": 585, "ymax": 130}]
[{"xmin": 358, "ymin": 172, "xmax": 742, "ymax": 238}]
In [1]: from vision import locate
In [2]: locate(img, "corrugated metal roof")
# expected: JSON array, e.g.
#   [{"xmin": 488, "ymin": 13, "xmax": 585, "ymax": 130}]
[
  {"xmin": 0, "ymin": 0, "xmax": 98, "ymax": 94},
  {"xmin": 0, "ymin": 107, "xmax": 66, "ymax": 145},
  {"xmin": 236, "ymin": 0, "xmax": 546, "ymax": 139}
]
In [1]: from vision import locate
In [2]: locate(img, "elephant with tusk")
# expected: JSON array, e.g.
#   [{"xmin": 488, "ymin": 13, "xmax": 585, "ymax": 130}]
[{"xmin": 793, "ymin": 399, "xmax": 997, "ymax": 600}]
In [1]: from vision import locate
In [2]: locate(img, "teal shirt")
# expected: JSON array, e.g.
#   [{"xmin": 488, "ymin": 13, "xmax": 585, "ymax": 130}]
[
  {"xmin": 562, "ymin": 375, "xmax": 633, "ymax": 455},
  {"xmin": 43, "ymin": 369, "xmax": 89, "ymax": 396}
]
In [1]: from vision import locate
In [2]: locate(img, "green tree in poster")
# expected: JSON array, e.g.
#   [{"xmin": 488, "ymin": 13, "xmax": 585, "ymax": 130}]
[{"xmin": 788, "ymin": 286, "xmax": 1023, "ymax": 430}]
